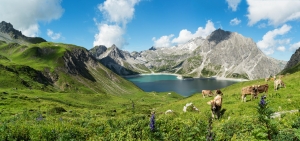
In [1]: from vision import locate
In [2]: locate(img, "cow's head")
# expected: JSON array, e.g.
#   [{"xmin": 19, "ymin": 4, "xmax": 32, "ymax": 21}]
[
  {"xmin": 251, "ymin": 85, "xmax": 258, "ymax": 92},
  {"xmin": 216, "ymin": 89, "xmax": 223, "ymax": 95},
  {"xmin": 207, "ymin": 100, "xmax": 217, "ymax": 111}
]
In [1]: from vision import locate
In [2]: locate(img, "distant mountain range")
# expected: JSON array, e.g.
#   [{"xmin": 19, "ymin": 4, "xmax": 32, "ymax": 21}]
[
  {"xmin": 1, "ymin": 21, "xmax": 297, "ymax": 82},
  {"xmin": 90, "ymin": 29, "xmax": 287, "ymax": 80}
]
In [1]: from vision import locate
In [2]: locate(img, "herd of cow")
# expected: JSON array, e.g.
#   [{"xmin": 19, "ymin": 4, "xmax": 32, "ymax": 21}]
[{"xmin": 203, "ymin": 76, "xmax": 286, "ymax": 119}]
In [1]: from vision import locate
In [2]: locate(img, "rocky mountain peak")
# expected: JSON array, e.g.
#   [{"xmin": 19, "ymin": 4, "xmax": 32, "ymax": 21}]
[
  {"xmin": 0, "ymin": 21, "xmax": 23, "ymax": 39},
  {"xmin": 207, "ymin": 28, "xmax": 232, "ymax": 44},
  {"xmin": 149, "ymin": 46, "xmax": 156, "ymax": 51},
  {"xmin": 108, "ymin": 45, "xmax": 125, "ymax": 59},
  {"xmin": 0, "ymin": 21, "xmax": 46, "ymax": 44},
  {"xmin": 284, "ymin": 47, "xmax": 300, "ymax": 70},
  {"xmin": 89, "ymin": 45, "xmax": 107, "ymax": 57}
]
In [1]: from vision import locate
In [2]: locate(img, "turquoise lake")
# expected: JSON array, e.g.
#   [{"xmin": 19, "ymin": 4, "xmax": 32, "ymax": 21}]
[{"xmin": 125, "ymin": 74, "xmax": 239, "ymax": 97}]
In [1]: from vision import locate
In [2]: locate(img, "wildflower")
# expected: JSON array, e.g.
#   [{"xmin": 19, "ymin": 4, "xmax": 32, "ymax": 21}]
[
  {"xmin": 36, "ymin": 114, "xmax": 43, "ymax": 121},
  {"xmin": 259, "ymin": 95, "xmax": 266, "ymax": 107},
  {"xmin": 149, "ymin": 112, "xmax": 155, "ymax": 132}
]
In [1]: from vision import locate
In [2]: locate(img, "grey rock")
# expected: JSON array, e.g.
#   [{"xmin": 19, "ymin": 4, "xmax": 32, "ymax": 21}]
[{"xmin": 284, "ymin": 47, "xmax": 300, "ymax": 70}]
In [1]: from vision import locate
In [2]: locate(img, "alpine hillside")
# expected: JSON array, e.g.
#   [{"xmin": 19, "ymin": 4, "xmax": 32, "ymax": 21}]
[
  {"xmin": 91, "ymin": 29, "xmax": 286, "ymax": 80},
  {"xmin": 0, "ymin": 21, "xmax": 142, "ymax": 95}
]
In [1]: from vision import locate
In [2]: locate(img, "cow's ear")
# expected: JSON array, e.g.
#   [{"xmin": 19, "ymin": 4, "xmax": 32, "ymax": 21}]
[{"xmin": 207, "ymin": 100, "xmax": 212, "ymax": 105}]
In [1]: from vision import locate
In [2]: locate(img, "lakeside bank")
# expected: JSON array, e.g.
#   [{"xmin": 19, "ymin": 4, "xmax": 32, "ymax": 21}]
[{"xmin": 122, "ymin": 73, "xmax": 248, "ymax": 82}]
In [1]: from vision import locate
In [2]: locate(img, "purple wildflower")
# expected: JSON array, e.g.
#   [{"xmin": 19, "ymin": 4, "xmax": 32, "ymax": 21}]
[
  {"xmin": 36, "ymin": 114, "xmax": 43, "ymax": 121},
  {"xmin": 149, "ymin": 112, "xmax": 155, "ymax": 132},
  {"xmin": 259, "ymin": 95, "xmax": 266, "ymax": 107}
]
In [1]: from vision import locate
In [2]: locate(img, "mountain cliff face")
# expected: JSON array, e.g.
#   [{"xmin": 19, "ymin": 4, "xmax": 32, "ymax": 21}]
[
  {"xmin": 90, "ymin": 44, "xmax": 151, "ymax": 75},
  {"xmin": 91, "ymin": 29, "xmax": 286, "ymax": 80},
  {"xmin": 284, "ymin": 47, "xmax": 300, "ymax": 70},
  {"xmin": 0, "ymin": 21, "xmax": 46, "ymax": 44}
]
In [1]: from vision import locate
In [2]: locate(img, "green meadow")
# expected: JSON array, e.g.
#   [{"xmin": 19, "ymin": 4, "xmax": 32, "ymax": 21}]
[{"xmin": 0, "ymin": 41, "xmax": 300, "ymax": 140}]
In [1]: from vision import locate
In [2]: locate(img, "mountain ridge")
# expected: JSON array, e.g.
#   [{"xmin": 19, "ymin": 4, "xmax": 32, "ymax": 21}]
[
  {"xmin": 0, "ymin": 21, "xmax": 46, "ymax": 44},
  {"xmin": 91, "ymin": 29, "xmax": 286, "ymax": 80}
]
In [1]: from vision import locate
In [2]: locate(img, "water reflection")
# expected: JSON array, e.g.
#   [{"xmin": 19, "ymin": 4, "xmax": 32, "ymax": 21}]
[{"xmin": 125, "ymin": 74, "xmax": 238, "ymax": 97}]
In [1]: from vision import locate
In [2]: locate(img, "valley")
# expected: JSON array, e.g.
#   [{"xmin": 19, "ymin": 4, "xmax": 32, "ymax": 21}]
[{"xmin": 0, "ymin": 21, "xmax": 300, "ymax": 140}]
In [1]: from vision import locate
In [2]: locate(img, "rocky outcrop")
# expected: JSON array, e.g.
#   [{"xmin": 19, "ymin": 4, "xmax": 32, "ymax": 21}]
[
  {"xmin": 91, "ymin": 29, "xmax": 286, "ymax": 80},
  {"xmin": 90, "ymin": 45, "xmax": 151, "ymax": 75},
  {"xmin": 0, "ymin": 21, "xmax": 46, "ymax": 44},
  {"xmin": 284, "ymin": 47, "xmax": 300, "ymax": 70},
  {"xmin": 61, "ymin": 48, "xmax": 98, "ymax": 81}
]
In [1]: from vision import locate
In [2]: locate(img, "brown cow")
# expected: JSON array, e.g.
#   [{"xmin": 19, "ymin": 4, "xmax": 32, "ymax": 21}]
[
  {"xmin": 256, "ymin": 84, "xmax": 269, "ymax": 98},
  {"xmin": 207, "ymin": 94, "xmax": 222, "ymax": 119},
  {"xmin": 241, "ymin": 85, "xmax": 258, "ymax": 102},
  {"xmin": 202, "ymin": 90, "xmax": 214, "ymax": 98},
  {"xmin": 274, "ymin": 79, "xmax": 286, "ymax": 91}
]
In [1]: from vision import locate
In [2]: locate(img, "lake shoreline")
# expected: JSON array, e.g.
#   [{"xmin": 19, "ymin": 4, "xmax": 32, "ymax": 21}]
[{"xmin": 122, "ymin": 73, "xmax": 248, "ymax": 82}]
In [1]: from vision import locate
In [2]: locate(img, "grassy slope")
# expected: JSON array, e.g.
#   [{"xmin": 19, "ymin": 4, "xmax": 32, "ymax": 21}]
[
  {"xmin": 0, "ymin": 41, "xmax": 144, "ymax": 95},
  {"xmin": 1, "ymin": 40, "xmax": 300, "ymax": 140}
]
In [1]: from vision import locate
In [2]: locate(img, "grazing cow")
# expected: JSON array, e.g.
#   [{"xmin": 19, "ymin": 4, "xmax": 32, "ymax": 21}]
[
  {"xmin": 265, "ymin": 77, "xmax": 270, "ymax": 82},
  {"xmin": 257, "ymin": 84, "xmax": 269, "ymax": 96},
  {"xmin": 241, "ymin": 85, "xmax": 259, "ymax": 102},
  {"xmin": 274, "ymin": 79, "xmax": 286, "ymax": 91},
  {"xmin": 207, "ymin": 94, "xmax": 222, "ymax": 119},
  {"xmin": 202, "ymin": 90, "xmax": 214, "ymax": 98},
  {"xmin": 278, "ymin": 75, "xmax": 284, "ymax": 79}
]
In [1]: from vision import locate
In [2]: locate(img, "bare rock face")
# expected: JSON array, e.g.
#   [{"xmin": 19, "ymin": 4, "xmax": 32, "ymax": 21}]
[
  {"xmin": 193, "ymin": 29, "xmax": 285, "ymax": 79},
  {"xmin": 90, "ymin": 29, "xmax": 286, "ymax": 80},
  {"xmin": 0, "ymin": 21, "xmax": 46, "ymax": 44},
  {"xmin": 284, "ymin": 47, "xmax": 300, "ymax": 70},
  {"xmin": 90, "ymin": 44, "xmax": 151, "ymax": 75}
]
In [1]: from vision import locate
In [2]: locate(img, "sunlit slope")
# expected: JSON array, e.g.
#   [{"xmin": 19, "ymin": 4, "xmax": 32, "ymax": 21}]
[
  {"xmin": 157, "ymin": 70, "xmax": 300, "ymax": 116},
  {"xmin": 0, "ymin": 41, "xmax": 142, "ymax": 95}
]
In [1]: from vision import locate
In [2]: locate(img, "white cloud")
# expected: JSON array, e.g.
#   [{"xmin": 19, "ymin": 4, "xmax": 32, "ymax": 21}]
[
  {"xmin": 172, "ymin": 20, "xmax": 216, "ymax": 44},
  {"xmin": 257, "ymin": 24, "xmax": 291, "ymax": 55},
  {"xmin": 277, "ymin": 46, "xmax": 286, "ymax": 52},
  {"xmin": 226, "ymin": 0, "xmax": 241, "ymax": 11},
  {"xmin": 152, "ymin": 34, "xmax": 174, "ymax": 47},
  {"xmin": 94, "ymin": 0, "xmax": 140, "ymax": 48},
  {"xmin": 247, "ymin": 0, "xmax": 300, "ymax": 26},
  {"xmin": 230, "ymin": 18, "xmax": 241, "ymax": 26},
  {"xmin": 99, "ymin": 0, "xmax": 140, "ymax": 26},
  {"xmin": 290, "ymin": 42, "xmax": 300, "ymax": 51},
  {"xmin": 258, "ymin": 23, "xmax": 267, "ymax": 29},
  {"xmin": 94, "ymin": 24, "xmax": 126, "ymax": 48},
  {"xmin": 47, "ymin": 29, "xmax": 62, "ymax": 40},
  {"xmin": 0, "ymin": 0, "xmax": 64, "ymax": 37}
]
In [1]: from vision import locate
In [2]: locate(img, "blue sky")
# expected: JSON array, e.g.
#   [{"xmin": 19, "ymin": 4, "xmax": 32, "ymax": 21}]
[{"xmin": 0, "ymin": 0, "xmax": 300, "ymax": 61}]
